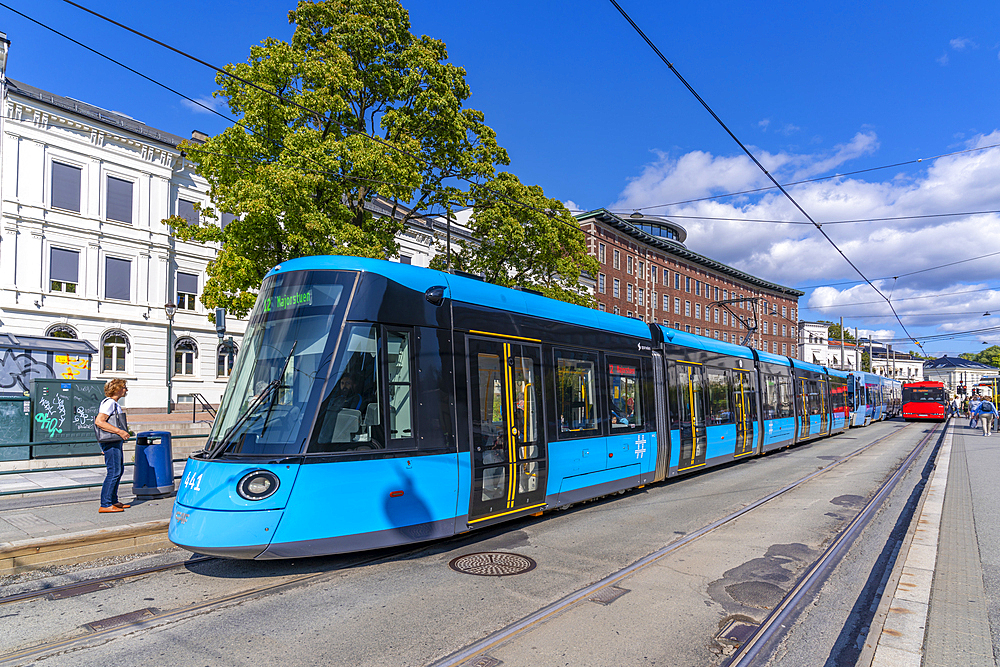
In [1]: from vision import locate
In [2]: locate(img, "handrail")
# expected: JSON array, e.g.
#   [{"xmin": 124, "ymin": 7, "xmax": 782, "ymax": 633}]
[
  {"xmin": 0, "ymin": 433, "xmax": 207, "ymax": 451},
  {"xmin": 185, "ymin": 392, "xmax": 217, "ymax": 423}
]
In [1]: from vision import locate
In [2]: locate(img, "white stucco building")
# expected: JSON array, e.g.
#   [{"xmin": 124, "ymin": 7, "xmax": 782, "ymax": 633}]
[
  {"xmin": 0, "ymin": 35, "xmax": 244, "ymax": 409},
  {"xmin": 797, "ymin": 321, "xmax": 859, "ymax": 370},
  {"xmin": 0, "ymin": 34, "xmax": 474, "ymax": 409}
]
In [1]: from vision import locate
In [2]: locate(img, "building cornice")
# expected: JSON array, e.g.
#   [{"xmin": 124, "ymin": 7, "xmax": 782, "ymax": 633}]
[{"xmin": 577, "ymin": 208, "xmax": 804, "ymax": 298}]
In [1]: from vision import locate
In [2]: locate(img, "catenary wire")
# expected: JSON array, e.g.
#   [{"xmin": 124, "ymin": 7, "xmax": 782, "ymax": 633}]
[
  {"xmin": 4, "ymin": 0, "xmax": 588, "ymax": 247},
  {"xmin": 607, "ymin": 0, "xmax": 919, "ymax": 347},
  {"xmin": 629, "ymin": 209, "xmax": 1000, "ymax": 226},
  {"xmin": 19, "ymin": 0, "xmax": 992, "ymax": 349}
]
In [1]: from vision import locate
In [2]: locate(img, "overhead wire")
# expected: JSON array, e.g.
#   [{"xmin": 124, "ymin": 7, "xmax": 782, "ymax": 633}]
[
  {"xmin": 10, "ymin": 0, "xmax": 993, "ymax": 351},
  {"xmin": 607, "ymin": 0, "xmax": 922, "ymax": 349}
]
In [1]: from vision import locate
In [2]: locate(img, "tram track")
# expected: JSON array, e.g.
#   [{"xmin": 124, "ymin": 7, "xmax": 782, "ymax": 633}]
[
  {"xmin": 430, "ymin": 421, "xmax": 938, "ymax": 667},
  {"xmin": 1, "ymin": 423, "xmax": 932, "ymax": 667},
  {"xmin": 0, "ymin": 541, "xmax": 432, "ymax": 666}
]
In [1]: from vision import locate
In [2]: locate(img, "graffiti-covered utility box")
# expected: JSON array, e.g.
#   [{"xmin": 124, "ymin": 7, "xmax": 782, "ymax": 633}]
[
  {"xmin": 0, "ymin": 333, "xmax": 97, "ymax": 398},
  {"xmin": 0, "ymin": 396, "xmax": 31, "ymax": 461},
  {"xmin": 30, "ymin": 380, "xmax": 106, "ymax": 458}
]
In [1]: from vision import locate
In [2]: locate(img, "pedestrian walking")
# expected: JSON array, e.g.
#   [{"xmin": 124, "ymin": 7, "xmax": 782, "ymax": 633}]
[
  {"xmin": 950, "ymin": 396, "xmax": 962, "ymax": 418},
  {"xmin": 970, "ymin": 395, "xmax": 982, "ymax": 429},
  {"xmin": 93, "ymin": 378, "xmax": 132, "ymax": 513},
  {"xmin": 978, "ymin": 398, "xmax": 998, "ymax": 436}
]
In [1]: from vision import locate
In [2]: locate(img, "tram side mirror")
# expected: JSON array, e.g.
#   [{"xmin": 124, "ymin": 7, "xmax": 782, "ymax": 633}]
[{"xmin": 424, "ymin": 285, "xmax": 446, "ymax": 306}]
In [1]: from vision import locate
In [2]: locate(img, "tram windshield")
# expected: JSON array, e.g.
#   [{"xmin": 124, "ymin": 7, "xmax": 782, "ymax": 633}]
[{"xmin": 206, "ymin": 270, "xmax": 355, "ymax": 458}]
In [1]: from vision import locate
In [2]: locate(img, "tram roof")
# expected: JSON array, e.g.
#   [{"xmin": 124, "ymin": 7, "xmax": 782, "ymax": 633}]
[
  {"xmin": 658, "ymin": 326, "xmax": 755, "ymax": 360},
  {"xmin": 791, "ymin": 358, "xmax": 829, "ymax": 375},
  {"xmin": 754, "ymin": 349, "xmax": 792, "ymax": 367},
  {"xmin": 266, "ymin": 255, "xmax": 654, "ymax": 339}
]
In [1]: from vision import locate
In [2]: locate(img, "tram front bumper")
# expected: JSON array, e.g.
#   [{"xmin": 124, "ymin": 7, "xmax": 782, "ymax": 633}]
[{"xmin": 168, "ymin": 505, "xmax": 283, "ymax": 559}]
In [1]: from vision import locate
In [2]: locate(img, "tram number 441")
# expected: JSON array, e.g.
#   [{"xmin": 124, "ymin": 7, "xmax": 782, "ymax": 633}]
[{"xmin": 182, "ymin": 472, "xmax": 203, "ymax": 492}]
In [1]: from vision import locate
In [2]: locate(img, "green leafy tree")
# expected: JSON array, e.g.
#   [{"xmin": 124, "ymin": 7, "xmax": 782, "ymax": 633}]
[
  {"xmin": 430, "ymin": 173, "xmax": 599, "ymax": 306},
  {"xmin": 961, "ymin": 345, "xmax": 1000, "ymax": 368},
  {"xmin": 825, "ymin": 323, "xmax": 856, "ymax": 343},
  {"xmin": 167, "ymin": 0, "xmax": 508, "ymax": 317}
]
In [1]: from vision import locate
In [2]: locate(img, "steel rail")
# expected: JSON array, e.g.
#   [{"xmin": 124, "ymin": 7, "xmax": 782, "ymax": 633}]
[
  {"xmin": 0, "ymin": 556, "xmax": 215, "ymax": 606},
  {"xmin": 725, "ymin": 421, "xmax": 943, "ymax": 666},
  {"xmin": 0, "ymin": 544, "xmax": 422, "ymax": 666},
  {"xmin": 430, "ymin": 423, "xmax": 920, "ymax": 667}
]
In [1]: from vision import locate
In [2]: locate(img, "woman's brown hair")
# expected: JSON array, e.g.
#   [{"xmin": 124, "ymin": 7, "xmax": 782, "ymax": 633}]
[{"xmin": 104, "ymin": 378, "xmax": 128, "ymax": 398}]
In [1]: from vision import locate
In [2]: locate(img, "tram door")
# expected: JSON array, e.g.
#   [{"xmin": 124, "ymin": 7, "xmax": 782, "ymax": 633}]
[
  {"xmin": 468, "ymin": 339, "xmax": 547, "ymax": 524},
  {"xmin": 818, "ymin": 378, "xmax": 830, "ymax": 435},
  {"xmin": 732, "ymin": 368, "xmax": 755, "ymax": 457},
  {"xmin": 798, "ymin": 377, "xmax": 811, "ymax": 439},
  {"xmin": 674, "ymin": 361, "xmax": 707, "ymax": 471}
]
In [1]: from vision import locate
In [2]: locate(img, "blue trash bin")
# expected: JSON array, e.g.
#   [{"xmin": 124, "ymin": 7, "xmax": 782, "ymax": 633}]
[{"xmin": 133, "ymin": 431, "xmax": 175, "ymax": 497}]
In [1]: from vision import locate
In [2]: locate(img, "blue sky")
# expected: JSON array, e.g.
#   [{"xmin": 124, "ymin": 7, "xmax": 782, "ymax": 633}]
[{"xmin": 3, "ymin": 0, "xmax": 999, "ymax": 357}]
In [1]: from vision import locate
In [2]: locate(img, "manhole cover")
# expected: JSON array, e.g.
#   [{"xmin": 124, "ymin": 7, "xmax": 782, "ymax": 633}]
[{"xmin": 449, "ymin": 552, "xmax": 537, "ymax": 576}]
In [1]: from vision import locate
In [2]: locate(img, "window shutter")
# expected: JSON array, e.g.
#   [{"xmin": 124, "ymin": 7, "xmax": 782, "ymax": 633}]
[
  {"xmin": 105, "ymin": 257, "xmax": 131, "ymax": 301},
  {"xmin": 50, "ymin": 248, "xmax": 79, "ymax": 283},
  {"xmin": 177, "ymin": 272, "xmax": 198, "ymax": 295},
  {"xmin": 106, "ymin": 177, "xmax": 133, "ymax": 223},
  {"xmin": 52, "ymin": 162, "xmax": 82, "ymax": 212}
]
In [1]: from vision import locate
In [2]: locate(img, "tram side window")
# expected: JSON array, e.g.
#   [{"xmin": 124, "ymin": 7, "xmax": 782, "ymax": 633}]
[
  {"xmin": 807, "ymin": 380, "xmax": 822, "ymax": 415},
  {"xmin": 555, "ymin": 350, "xmax": 599, "ymax": 434},
  {"xmin": 776, "ymin": 376, "xmax": 794, "ymax": 418},
  {"xmin": 607, "ymin": 359, "xmax": 643, "ymax": 428},
  {"xmin": 706, "ymin": 369, "xmax": 732, "ymax": 425},
  {"xmin": 761, "ymin": 375, "xmax": 778, "ymax": 419},
  {"xmin": 386, "ymin": 330, "xmax": 414, "ymax": 443},
  {"xmin": 311, "ymin": 325, "xmax": 382, "ymax": 452}
]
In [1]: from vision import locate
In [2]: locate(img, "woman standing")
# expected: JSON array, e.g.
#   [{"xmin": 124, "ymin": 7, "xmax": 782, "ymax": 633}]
[{"xmin": 94, "ymin": 379, "xmax": 131, "ymax": 513}]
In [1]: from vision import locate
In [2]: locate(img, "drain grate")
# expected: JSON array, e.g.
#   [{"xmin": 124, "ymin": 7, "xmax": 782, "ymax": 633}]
[
  {"xmin": 468, "ymin": 656, "xmax": 502, "ymax": 667},
  {"xmin": 716, "ymin": 618, "xmax": 760, "ymax": 646},
  {"xmin": 588, "ymin": 585, "xmax": 630, "ymax": 606},
  {"xmin": 83, "ymin": 608, "xmax": 157, "ymax": 632},
  {"xmin": 47, "ymin": 582, "xmax": 112, "ymax": 600},
  {"xmin": 449, "ymin": 552, "xmax": 537, "ymax": 577}
]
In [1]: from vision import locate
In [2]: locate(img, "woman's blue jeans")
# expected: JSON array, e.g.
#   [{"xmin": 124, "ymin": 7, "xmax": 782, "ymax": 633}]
[{"xmin": 100, "ymin": 442, "xmax": 124, "ymax": 507}]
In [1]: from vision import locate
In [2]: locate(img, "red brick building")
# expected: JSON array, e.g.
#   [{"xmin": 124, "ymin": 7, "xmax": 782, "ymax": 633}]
[{"xmin": 577, "ymin": 209, "xmax": 803, "ymax": 357}]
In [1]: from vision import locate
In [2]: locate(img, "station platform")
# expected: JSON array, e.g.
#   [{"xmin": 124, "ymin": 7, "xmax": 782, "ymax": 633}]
[{"xmin": 1, "ymin": 420, "xmax": 996, "ymax": 665}]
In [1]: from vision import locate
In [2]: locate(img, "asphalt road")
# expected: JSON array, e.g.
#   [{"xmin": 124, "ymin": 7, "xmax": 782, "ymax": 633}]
[{"xmin": 1, "ymin": 420, "xmax": 936, "ymax": 667}]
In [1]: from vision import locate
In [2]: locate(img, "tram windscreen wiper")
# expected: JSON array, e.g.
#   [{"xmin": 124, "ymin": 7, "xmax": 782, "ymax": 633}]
[{"xmin": 207, "ymin": 341, "xmax": 298, "ymax": 459}]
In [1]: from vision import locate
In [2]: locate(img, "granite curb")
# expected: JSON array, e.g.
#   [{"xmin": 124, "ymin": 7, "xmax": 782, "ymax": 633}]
[{"xmin": 0, "ymin": 519, "xmax": 172, "ymax": 576}]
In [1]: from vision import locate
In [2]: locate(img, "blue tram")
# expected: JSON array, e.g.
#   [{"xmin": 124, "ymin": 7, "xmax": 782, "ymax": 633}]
[
  {"xmin": 169, "ymin": 257, "xmax": 856, "ymax": 559},
  {"xmin": 847, "ymin": 371, "xmax": 902, "ymax": 425}
]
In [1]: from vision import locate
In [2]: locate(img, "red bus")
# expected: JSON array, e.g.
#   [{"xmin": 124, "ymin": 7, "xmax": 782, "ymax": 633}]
[{"xmin": 901, "ymin": 381, "xmax": 947, "ymax": 421}]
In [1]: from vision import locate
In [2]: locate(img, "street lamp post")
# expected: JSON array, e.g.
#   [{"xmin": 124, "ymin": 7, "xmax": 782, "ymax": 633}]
[{"xmin": 165, "ymin": 302, "xmax": 177, "ymax": 413}]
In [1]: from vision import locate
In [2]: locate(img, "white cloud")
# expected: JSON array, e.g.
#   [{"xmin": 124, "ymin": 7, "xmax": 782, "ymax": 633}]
[
  {"xmin": 181, "ymin": 96, "xmax": 226, "ymax": 115},
  {"xmin": 562, "ymin": 199, "xmax": 583, "ymax": 212},
  {"xmin": 758, "ymin": 119, "xmax": 771, "ymax": 131},
  {"xmin": 950, "ymin": 37, "xmax": 978, "ymax": 50},
  {"xmin": 609, "ymin": 130, "xmax": 1000, "ymax": 355},
  {"xmin": 937, "ymin": 53, "xmax": 950, "ymax": 66}
]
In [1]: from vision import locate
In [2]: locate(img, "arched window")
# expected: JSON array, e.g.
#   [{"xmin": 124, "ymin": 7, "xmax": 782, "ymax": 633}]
[
  {"xmin": 102, "ymin": 330, "xmax": 130, "ymax": 373},
  {"xmin": 174, "ymin": 338, "xmax": 198, "ymax": 376},
  {"xmin": 46, "ymin": 324, "xmax": 78, "ymax": 339},
  {"xmin": 217, "ymin": 341, "xmax": 239, "ymax": 378}
]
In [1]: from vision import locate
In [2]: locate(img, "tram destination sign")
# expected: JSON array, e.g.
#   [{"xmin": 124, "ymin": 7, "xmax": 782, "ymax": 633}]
[{"xmin": 263, "ymin": 289, "xmax": 313, "ymax": 313}]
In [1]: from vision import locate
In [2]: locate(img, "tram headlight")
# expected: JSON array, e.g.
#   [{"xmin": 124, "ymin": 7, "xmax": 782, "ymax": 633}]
[{"xmin": 237, "ymin": 470, "xmax": 280, "ymax": 501}]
